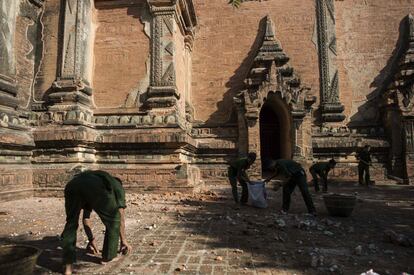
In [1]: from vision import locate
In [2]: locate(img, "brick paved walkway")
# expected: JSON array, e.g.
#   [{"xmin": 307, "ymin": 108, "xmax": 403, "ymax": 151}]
[{"xmin": 0, "ymin": 183, "xmax": 413, "ymax": 275}]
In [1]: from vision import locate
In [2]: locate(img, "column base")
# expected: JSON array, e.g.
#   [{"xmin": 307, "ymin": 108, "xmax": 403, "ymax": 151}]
[
  {"xmin": 0, "ymin": 93, "xmax": 19, "ymax": 111},
  {"xmin": 321, "ymin": 103, "xmax": 345, "ymax": 122},
  {"xmin": 0, "ymin": 77, "xmax": 18, "ymax": 110},
  {"xmin": 48, "ymin": 79, "xmax": 92, "ymax": 107},
  {"xmin": 145, "ymin": 86, "xmax": 179, "ymax": 108}
]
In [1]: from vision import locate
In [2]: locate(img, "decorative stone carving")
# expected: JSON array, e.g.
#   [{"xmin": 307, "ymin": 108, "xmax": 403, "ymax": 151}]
[
  {"xmin": 154, "ymin": 115, "xmax": 164, "ymax": 124},
  {"xmin": 237, "ymin": 16, "xmax": 312, "ymax": 121},
  {"xmin": 94, "ymin": 116, "xmax": 107, "ymax": 124},
  {"xmin": 145, "ymin": 0, "xmax": 197, "ymax": 109},
  {"xmin": 0, "ymin": 1, "xmax": 18, "ymax": 110},
  {"xmin": 316, "ymin": 0, "xmax": 345, "ymax": 122},
  {"xmin": 119, "ymin": 116, "xmax": 131, "ymax": 124},
  {"xmin": 165, "ymin": 115, "xmax": 177, "ymax": 124},
  {"xmin": 234, "ymin": 16, "xmax": 315, "ymax": 168},
  {"xmin": 0, "ymin": 1, "xmax": 17, "ymax": 81},
  {"xmin": 0, "ymin": 111, "xmax": 30, "ymax": 130},
  {"xmin": 404, "ymin": 119, "xmax": 414, "ymax": 154},
  {"xmin": 381, "ymin": 14, "xmax": 414, "ymax": 183},
  {"xmin": 66, "ymin": 111, "xmax": 77, "ymax": 121},
  {"xmin": 108, "ymin": 116, "xmax": 120, "ymax": 125},
  {"xmin": 382, "ymin": 14, "xmax": 414, "ymax": 109},
  {"xmin": 131, "ymin": 116, "xmax": 141, "ymax": 124},
  {"xmin": 48, "ymin": 0, "xmax": 94, "ymax": 109},
  {"xmin": 142, "ymin": 115, "xmax": 153, "ymax": 125},
  {"xmin": 385, "ymin": 14, "xmax": 414, "ymax": 110}
]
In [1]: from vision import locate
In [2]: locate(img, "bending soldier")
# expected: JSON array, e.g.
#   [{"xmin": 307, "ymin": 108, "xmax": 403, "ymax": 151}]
[
  {"xmin": 309, "ymin": 159, "xmax": 337, "ymax": 193},
  {"xmin": 228, "ymin": 153, "xmax": 256, "ymax": 205},
  {"xmin": 62, "ymin": 170, "xmax": 131, "ymax": 275},
  {"xmin": 265, "ymin": 159, "xmax": 316, "ymax": 215}
]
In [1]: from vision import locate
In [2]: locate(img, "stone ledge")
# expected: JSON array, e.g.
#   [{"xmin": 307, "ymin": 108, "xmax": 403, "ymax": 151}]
[
  {"xmin": 0, "ymin": 128, "xmax": 34, "ymax": 148},
  {"xmin": 33, "ymin": 126, "xmax": 98, "ymax": 143},
  {"xmin": 0, "ymin": 188, "xmax": 33, "ymax": 202}
]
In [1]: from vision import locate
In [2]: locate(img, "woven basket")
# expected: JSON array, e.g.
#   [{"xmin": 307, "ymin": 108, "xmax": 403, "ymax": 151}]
[
  {"xmin": 0, "ymin": 245, "xmax": 41, "ymax": 275},
  {"xmin": 323, "ymin": 194, "xmax": 356, "ymax": 217}
]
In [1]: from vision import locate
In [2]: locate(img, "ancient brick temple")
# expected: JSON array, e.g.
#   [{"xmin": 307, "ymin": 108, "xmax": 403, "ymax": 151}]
[{"xmin": 0, "ymin": 0, "xmax": 413, "ymax": 201}]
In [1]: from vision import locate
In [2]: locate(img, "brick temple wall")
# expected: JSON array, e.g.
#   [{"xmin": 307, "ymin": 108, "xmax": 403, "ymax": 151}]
[
  {"xmin": 0, "ymin": 0, "xmax": 41, "ymax": 201},
  {"xmin": 174, "ymin": 20, "xmax": 188, "ymax": 118},
  {"xmin": 335, "ymin": 0, "xmax": 414, "ymax": 126},
  {"xmin": 93, "ymin": 1, "xmax": 150, "ymax": 108},
  {"xmin": 191, "ymin": 0, "xmax": 414, "ymax": 127},
  {"xmin": 191, "ymin": 0, "xmax": 319, "ymax": 124},
  {"xmin": 32, "ymin": 0, "xmax": 414, "ymax": 126},
  {"xmin": 3, "ymin": 0, "xmax": 414, "ymax": 202}
]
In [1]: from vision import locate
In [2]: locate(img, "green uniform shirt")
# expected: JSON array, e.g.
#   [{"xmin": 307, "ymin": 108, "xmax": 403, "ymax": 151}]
[
  {"xmin": 75, "ymin": 170, "xmax": 126, "ymax": 209},
  {"xmin": 310, "ymin": 162, "xmax": 331, "ymax": 175},
  {"xmin": 357, "ymin": 150, "xmax": 372, "ymax": 165},
  {"xmin": 228, "ymin": 158, "xmax": 250, "ymax": 177},
  {"xmin": 274, "ymin": 159, "xmax": 303, "ymax": 176},
  {"xmin": 63, "ymin": 170, "xmax": 125, "ymax": 264}
]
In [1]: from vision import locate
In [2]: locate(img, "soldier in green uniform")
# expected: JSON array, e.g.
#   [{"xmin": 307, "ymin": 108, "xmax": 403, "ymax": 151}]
[
  {"xmin": 228, "ymin": 152, "xmax": 256, "ymax": 205},
  {"xmin": 309, "ymin": 159, "xmax": 337, "ymax": 193},
  {"xmin": 356, "ymin": 145, "xmax": 372, "ymax": 185},
  {"xmin": 265, "ymin": 159, "xmax": 316, "ymax": 215},
  {"xmin": 62, "ymin": 170, "xmax": 132, "ymax": 275}
]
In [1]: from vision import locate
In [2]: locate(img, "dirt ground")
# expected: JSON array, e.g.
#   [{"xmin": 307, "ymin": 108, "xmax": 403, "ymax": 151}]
[{"xmin": 0, "ymin": 182, "xmax": 413, "ymax": 275}]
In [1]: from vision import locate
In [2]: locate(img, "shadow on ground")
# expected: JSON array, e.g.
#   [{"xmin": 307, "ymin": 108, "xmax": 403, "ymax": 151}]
[
  {"xmin": 0, "ymin": 235, "xmax": 101, "ymax": 274},
  {"xmin": 0, "ymin": 183, "xmax": 413, "ymax": 274},
  {"xmin": 173, "ymin": 183, "xmax": 414, "ymax": 274}
]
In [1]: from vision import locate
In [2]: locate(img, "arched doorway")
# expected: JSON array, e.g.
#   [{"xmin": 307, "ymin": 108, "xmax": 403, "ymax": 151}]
[
  {"xmin": 260, "ymin": 103, "xmax": 281, "ymax": 173},
  {"xmin": 233, "ymin": 17, "xmax": 315, "ymax": 178}
]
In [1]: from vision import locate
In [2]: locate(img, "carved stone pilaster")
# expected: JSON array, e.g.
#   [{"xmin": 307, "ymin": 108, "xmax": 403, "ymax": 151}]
[
  {"xmin": 146, "ymin": 0, "xmax": 197, "ymax": 109},
  {"xmin": 403, "ymin": 118, "xmax": 414, "ymax": 152},
  {"xmin": 146, "ymin": 3, "xmax": 178, "ymax": 108},
  {"xmin": 316, "ymin": 0, "xmax": 345, "ymax": 122},
  {"xmin": 48, "ymin": 0, "xmax": 94, "ymax": 111},
  {"xmin": 0, "ymin": 1, "xmax": 19, "ymax": 112}
]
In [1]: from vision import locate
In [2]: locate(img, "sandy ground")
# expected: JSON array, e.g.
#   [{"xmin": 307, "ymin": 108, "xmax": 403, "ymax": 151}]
[{"xmin": 0, "ymin": 182, "xmax": 413, "ymax": 275}]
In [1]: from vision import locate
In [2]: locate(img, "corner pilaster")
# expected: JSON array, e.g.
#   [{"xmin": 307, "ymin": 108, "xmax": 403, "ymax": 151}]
[
  {"xmin": 316, "ymin": 0, "xmax": 345, "ymax": 122},
  {"xmin": 47, "ymin": 0, "xmax": 94, "ymax": 123},
  {"xmin": 0, "ymin": 1, "xmax": 19, "ymax": 114},
  {"xmin": 146, "ymin": 0, "xmax": 196, "ymax": 111}
]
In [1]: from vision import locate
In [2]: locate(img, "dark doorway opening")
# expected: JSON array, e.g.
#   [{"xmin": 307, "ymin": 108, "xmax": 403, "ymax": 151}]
[{"xmin": 260, "ymin": 104, "xmax": 281, "ymax": 174}]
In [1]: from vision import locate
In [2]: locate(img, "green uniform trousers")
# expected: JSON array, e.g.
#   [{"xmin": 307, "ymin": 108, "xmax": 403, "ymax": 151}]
[{"xmin": 62, "ymin": 173, "xmax": 121, "ymax": 264}]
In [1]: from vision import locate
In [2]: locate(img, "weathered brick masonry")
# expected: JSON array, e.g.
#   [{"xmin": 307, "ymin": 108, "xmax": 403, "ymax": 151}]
[{"xmin": 0, "ymin": 0, "xmax": 413, "ymax": 201}]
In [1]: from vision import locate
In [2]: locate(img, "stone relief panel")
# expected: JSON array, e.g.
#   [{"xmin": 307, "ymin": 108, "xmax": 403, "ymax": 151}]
[
  {"xmin": 60, "ymin": 0, "xmax": 76, "ymax": 78},
  {"xmin": 151, "ymin": 13, "xmax": 175, "ymax": 87},
  {"xmin": 78, "ymin": 0, "xmax": 93, "ymax": 84},
  {"xmin": 0, "ymin": 0, "xmax": 17, "ymax": 82},
  {"xmin": 144, "ymin": 0, "xmax": 196, "ymax": 110},
  {"xmin": 404, "ymin": 119, "xmax": 414, "ymax": 154},
  {"xmin": 59, "ymin": 0, "xmax": 93, "ymax": 83},
  {"xmin": 316, "ymin": 0, "xmax": 344, "ymax": 122}
]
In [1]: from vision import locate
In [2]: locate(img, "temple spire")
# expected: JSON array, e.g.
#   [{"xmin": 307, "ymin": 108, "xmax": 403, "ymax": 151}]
[
  {"xmin": 264, "ymin": 15, "xmax": 275, "ymax": 41},
  {"xmin": 255, "ymin": 16, "xmax": 288, "ymax": 65}
]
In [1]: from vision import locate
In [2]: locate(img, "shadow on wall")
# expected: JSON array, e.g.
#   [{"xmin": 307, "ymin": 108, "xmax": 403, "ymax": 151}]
[
  {"xmin": 204, "ymin": 17, "xmax": 268, "ymax": 126},
  {"xmin": 347, "ymin": 16, "xmax": 410, "ymax": 129}
]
